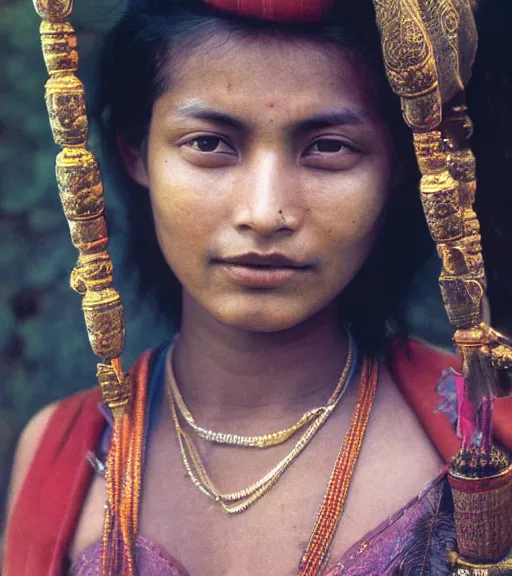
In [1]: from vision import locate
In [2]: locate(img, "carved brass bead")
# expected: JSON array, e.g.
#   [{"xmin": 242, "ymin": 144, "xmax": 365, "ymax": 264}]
[
  {"xmin": 56, "ymin": 148, "xmax": 104, "ymax": 221},
  {"xmin": 68, "ymin": 218, "xmax": 108, "ymax": 253},
  {"xmin": 449, "ymin": 149, "xmax": 477, "ymax": 184},
  {"xmin": 77, "ymin": 251, "xmax": 114, "ymax": 291},
  {"xmin": 413, "ymin": 131, "xmax": 446, "ymax": 173},
  {"xmin": 97, "ymin": 363, "xmax": 131, "ymax": 409},
  {"xmin": 45, "ymin": 75, "xmax": 87, "ymax": 146},
  {"xmin": 440, "ymin": 277, "xmax": 484, "ymax": 329},
  {"xmin": 438, "ymin": 243, "xmax": 482, "ymax": 277},
  {"xmin": 420, "ymin": 171, "xmax": 464, "ymax": 242},
  {"xmin": 40, "ymin": 21, "xmax": 78, "ymax": 73},
  {"xmin": 82, "ymin": 289, "xmax": 125, "ymax": 360}
]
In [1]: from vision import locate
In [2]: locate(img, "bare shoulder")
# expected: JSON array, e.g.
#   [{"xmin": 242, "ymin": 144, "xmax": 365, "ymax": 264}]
[{"xmin": 5, "ymin": 401, "xmax": 59, "ymax": 524}]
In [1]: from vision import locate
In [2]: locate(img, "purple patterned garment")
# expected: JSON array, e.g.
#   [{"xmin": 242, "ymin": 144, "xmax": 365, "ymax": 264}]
[{"xmin": 69, "ymin": 474, "xmax": 446, "ymax": 576}]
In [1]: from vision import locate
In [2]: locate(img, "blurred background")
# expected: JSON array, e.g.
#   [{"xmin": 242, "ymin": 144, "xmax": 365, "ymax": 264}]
[{"xmin": 0, "ymin": 0, "xmax": 453, "ymax": 541}]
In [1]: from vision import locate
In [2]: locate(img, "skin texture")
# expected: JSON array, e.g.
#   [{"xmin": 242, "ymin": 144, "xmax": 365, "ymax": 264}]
[
  {"xmin": 6, "ymin": 34, "xmax": 444, "ymax": 576},
  {"xmin": 133, "ymin": 38, "xmax": 394, "ymax": 337}
]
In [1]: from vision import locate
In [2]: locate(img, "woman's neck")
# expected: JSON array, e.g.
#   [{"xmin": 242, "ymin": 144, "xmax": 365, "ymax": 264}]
[{"xmin": 172, "ymin": 297, "xmax": 350, "ymax": 419}]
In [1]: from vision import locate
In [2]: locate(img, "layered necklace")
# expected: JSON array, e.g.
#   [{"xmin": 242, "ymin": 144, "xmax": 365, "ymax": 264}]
[
  {"xmin": 167, "ymin": 334, "xmax": 354, "ymax": 510},
  {"xmin": 166, "ymin": 335, "xmax": 379, "ymax": 573}
]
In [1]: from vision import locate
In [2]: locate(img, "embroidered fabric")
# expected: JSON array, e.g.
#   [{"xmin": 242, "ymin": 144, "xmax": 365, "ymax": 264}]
[{"xmin": 69, "ymin": 476, "xmax": 446, "ymax": 575}]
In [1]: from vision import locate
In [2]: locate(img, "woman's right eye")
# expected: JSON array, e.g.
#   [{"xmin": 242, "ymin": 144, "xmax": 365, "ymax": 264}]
[{"xmin": 184, "ymin": 135, "xmax": 236, "ymax": 155}]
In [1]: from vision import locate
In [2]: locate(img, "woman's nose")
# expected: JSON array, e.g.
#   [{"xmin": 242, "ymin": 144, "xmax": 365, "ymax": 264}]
[{"xmin": 232, "ymin": 152, "xmax": 301, "ymax": 236}]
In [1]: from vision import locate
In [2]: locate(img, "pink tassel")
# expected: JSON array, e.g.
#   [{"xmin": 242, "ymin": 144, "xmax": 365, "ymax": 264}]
[
  {"xmin": 455, "ymin": 374, "xmax": 495, "ymax": 452},
  {"xmin": 455, "ymin": 374, "xmax": 477, "ymax": 449}
]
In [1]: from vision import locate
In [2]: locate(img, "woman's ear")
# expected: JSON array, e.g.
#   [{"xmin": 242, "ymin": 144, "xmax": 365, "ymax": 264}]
[{"xmin": 117, "ymin": 131, "xmax": 150, "ymax": 188}]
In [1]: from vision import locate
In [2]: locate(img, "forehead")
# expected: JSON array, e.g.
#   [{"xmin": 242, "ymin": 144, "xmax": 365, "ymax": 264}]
[{"xmin": 156, "ymin": 33, "xmax": 380, "ymax": 123}]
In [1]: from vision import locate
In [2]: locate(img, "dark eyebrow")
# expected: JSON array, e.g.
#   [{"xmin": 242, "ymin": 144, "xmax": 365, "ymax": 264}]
[
  {"xmin": 176, "ymin": 102, "xmax": 251, "ymax": 131},
  {"xmin": 292, "ymin": 109, "xmax": 368, "ymax": 134},
  {"xmin": 175, "ymin": 102, "xmax": 368, "ymax": 133}
]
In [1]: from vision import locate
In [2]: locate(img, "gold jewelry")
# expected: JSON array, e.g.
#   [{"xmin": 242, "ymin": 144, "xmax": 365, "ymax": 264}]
[
  {"xmin": 166, "ymin": 338, "xmax": 355, "ymax": 514},
  {"xmin": 169, "ymin": 333, "xmax": 355, "ymax": 448}
]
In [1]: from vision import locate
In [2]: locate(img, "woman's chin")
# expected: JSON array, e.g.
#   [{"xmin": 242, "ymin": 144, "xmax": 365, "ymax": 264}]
[
  {"xmin": 184, "ymin": 290, "xmax": 335, "ymax": 334},
  {"xmin": 209, "ymin": 303, "xmax": 319, "ymax": 334}
]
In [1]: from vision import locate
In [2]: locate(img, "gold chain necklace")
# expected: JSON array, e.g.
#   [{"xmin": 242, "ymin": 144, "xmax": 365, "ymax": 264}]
[
  {"xmin": 165, "ymin": 338, "xmax": 355, "ymax": 514},
  {"xmin": 168, "ymin": 334, "xmax": 354, "ymax": 448}
]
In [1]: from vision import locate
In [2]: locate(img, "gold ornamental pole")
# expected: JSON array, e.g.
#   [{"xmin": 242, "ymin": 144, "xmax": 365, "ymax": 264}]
[
  {"xmin": 31, "ymin": 2, "xmax": 134, "ymax": 573},
  {"xmin": 372, "ymin": 1, "xmax": 512, "ymax": 573},
  {"xmin": 31, "ymin": 0, "xmax": 130, "ymax": 409}
]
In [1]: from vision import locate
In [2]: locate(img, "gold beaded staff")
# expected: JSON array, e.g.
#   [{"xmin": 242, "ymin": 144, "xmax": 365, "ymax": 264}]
[
  {"xmin": 372, "ymin": 0, "xmax": 512, "ymax": 573},
  {"xmin": 31, "ymin": 0, "xmax": 129, "ymax": 401},
  {"xmin": 372, "ymin": 0, "xmax": 512, "ymax": 396},
  {"xmin": 31, "ymin": 1, "xmax": 134, "ymax": 573}
]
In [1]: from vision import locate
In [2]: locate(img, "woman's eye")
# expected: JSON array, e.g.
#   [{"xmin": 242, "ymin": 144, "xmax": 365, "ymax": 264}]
[
  {"xmin": 301, "ymin": 137, "xmax": 359, "ymax": 170},
  {"xmin": 305, "ymin": 139, "xmax": 351, "ymax": 155},
  {"xmin": 186, "ymin": 136, "xmax": 235, "ymax": 155}
]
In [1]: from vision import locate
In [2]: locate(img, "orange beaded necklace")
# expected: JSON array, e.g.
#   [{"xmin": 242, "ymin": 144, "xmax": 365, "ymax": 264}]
[{"xmin": 299, "ymin": 356, "xmax": 379, "ymax": 575}]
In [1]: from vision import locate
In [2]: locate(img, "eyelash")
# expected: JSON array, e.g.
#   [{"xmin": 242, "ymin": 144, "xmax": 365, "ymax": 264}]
[
  {"xmin": 303, "ymin": 139, "xmax": 354, "ymax": 155},
  {"xmin": 184, "ymin": 135, "xmax": 236, "ymax": 154}
]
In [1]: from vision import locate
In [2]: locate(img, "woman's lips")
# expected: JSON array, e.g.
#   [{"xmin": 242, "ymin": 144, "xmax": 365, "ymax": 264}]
[{"xmin": 219, "ymin": 263, "xmax": 308, "ymax": 288}]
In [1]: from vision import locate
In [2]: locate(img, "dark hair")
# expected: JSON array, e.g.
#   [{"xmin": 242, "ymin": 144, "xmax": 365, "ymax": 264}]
[
  {"xmin": 91, "ymin": 0, "xmax": 436, "ymax": 356},
  {"xmin": 468, "ymin": 0, "xmax": 512, "ymax": 335}
]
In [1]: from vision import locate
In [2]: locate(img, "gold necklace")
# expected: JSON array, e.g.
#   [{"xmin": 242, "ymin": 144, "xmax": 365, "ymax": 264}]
[
  {"xmin": 168, "ymin": 333, "xmax": 354, "ymax": 448},
  {"xmin": 165, "ymin": 338, "xmax": 355, "ymax": 514}
]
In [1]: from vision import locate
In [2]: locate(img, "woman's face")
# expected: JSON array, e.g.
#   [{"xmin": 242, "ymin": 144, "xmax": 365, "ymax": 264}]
[{"xmin": 133, "ymin": 34, "xmax": 394, "ymax": 332}]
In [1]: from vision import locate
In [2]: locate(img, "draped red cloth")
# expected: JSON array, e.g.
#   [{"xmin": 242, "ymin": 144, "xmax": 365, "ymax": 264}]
[
  {"xmin": 2, "ymin": 351, "xmax": 152, "ymax": 576},
  {"xmin": 205, "ymin": 0, "xmax": 337, "ymax": 22},
  {"xmin": 4, "ymin": 341, "xmax": 512, "ymax": 575}
]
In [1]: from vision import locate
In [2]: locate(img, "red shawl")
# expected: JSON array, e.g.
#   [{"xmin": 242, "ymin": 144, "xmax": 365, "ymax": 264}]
[{"xmin": 4, "ymin": 341, "xmax": 512, "ymax": 575}]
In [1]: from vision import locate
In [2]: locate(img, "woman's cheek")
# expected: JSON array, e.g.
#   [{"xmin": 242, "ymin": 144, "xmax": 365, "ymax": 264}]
[
  {"xmin": 148, "ymin": 186, "xmax": 202, "ymax": 269},
  {"xmin": 313, "ymin": 195, "xmax": 385, "ymax": 248},
  {"xmin": 309, "ymin": 164, "xmax": 389, "ymax": 236}
]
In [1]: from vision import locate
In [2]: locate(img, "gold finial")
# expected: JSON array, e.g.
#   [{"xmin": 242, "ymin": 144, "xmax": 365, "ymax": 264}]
[{"xmin": 33, "ymin": 0, "xmax": 73, "ymax": 19}]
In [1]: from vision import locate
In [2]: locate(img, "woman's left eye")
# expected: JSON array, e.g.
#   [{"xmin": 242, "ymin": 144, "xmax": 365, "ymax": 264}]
[{"xmin": 303, "ymin": 138, "xmax": 352, "ymax": 155}]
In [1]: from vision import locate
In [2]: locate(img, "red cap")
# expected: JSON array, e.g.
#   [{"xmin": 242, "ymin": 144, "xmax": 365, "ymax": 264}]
[{"xmin": 205, "ymin": 0, "xmax": 337, "ymax": 22}]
